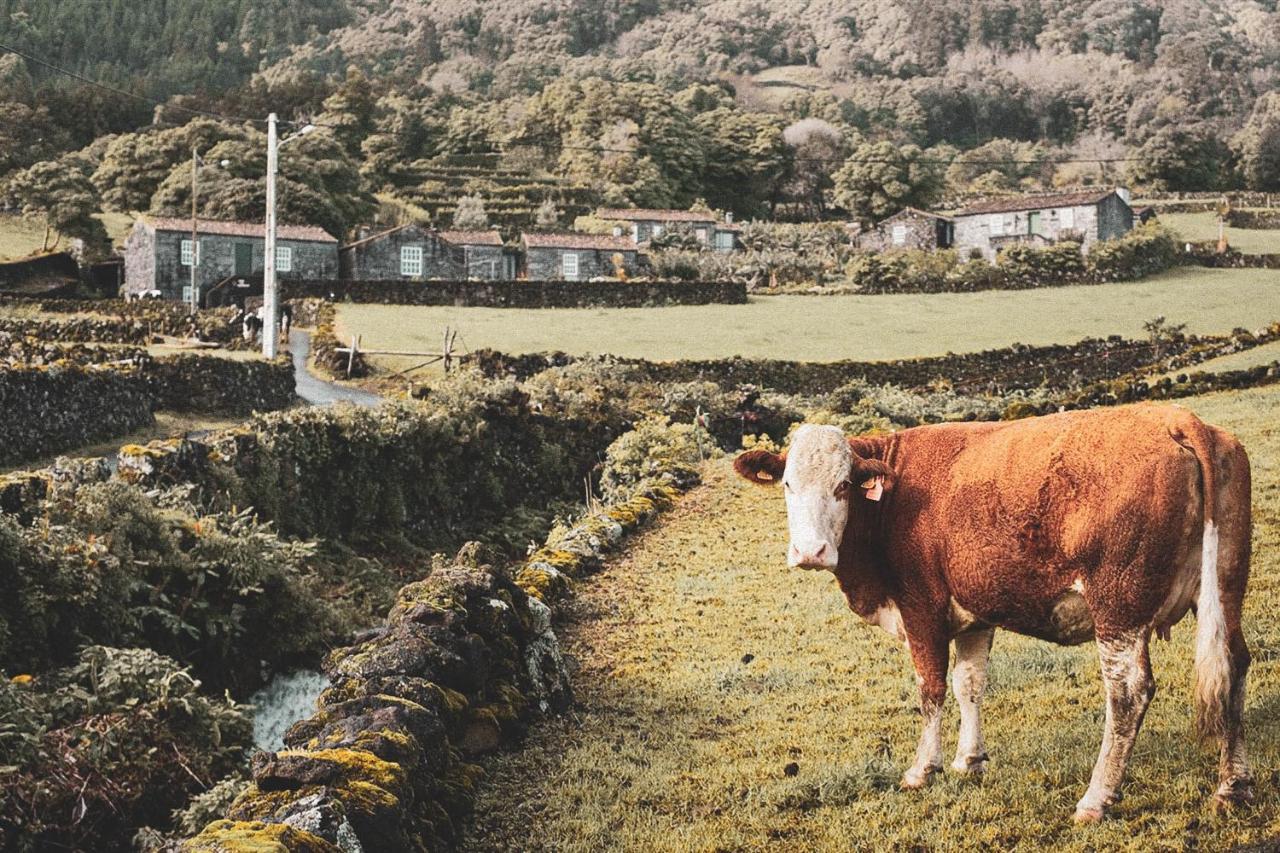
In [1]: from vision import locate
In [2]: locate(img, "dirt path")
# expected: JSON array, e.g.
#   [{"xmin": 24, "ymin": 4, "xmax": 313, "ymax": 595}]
[
  {"xmin": 288, "ymin": 329, "xmax": 382, "ymax": 408},
  {"xmin": 463, "ymin": 390, "xmax": 1280, "ymax": 852}
]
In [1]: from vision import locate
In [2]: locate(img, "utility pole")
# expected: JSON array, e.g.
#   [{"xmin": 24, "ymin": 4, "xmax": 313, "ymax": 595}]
[
  {"xmin": 190, "ymin": 145, "xmax": 199, "ymax": 315},
  {"xmin": 263, "ymin": 112, "xmax": 279, "ymax": 358}
]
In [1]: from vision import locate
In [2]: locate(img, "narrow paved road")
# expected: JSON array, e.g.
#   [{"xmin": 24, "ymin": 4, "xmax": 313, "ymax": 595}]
[{"xmin": 288, "ymin": 329, "xmax": 382, "ymax": 408}]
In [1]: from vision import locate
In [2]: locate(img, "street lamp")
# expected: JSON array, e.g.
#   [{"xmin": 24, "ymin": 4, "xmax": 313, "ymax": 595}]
[
  {"xmin": 262, "ymin": 115, "xmax": 316, "ymax": 358},
  {"xmin": 189, "ymin": 149, "xmax": 231, "ymax": 315}
]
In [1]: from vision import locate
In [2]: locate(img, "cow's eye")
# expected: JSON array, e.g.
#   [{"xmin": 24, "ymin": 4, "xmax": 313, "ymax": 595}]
[
  {"xmin": 783, "ymin": 480, "xmax": 791, "ymax": 490},
  {"xmin": 834, "ymin": 481, "xmax": 850, "ymax": 500}
]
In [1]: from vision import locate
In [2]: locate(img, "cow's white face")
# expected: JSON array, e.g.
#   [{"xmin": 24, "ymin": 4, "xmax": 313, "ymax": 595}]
[{"xmin": 735, "ymin": 424, "xmax": 864, "ymax": 570}]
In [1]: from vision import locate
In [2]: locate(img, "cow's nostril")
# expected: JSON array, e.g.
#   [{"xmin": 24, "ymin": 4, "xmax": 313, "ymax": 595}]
[{"xmin": 814, "ymin": 543, "xmax": 827, "ymax": 559}]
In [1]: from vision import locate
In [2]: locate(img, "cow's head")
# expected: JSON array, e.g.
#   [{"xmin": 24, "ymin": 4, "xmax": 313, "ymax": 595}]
[{"xmin": 735, "ymin": 424, "xmax": 891, "ymax": 570}]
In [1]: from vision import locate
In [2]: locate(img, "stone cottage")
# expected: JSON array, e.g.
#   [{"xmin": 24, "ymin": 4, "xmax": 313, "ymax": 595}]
[
  {"xmin": 859, "ymin": 207, "xmax": 955, "ymax": 252},
  {"xmin": 439, "ymin": 230, "xmax": 515, "ymax": 280},
  {"xmin": 123, "ymin": 216, "xmax": 338, "ymax": 303},
  {"xmin": 951, "ymin": 189, "xmax": 1133, "ymax": 261},
  {"xmin": 596, "ymin": 208, "xmax": 740, "ymax": 252},
  {"xmin": 339, "ymin": 225, "xmax": 514, "ymax": 281},
  {"xmin": 521, "ymin": 233, "xmax": 640, "ymax": 280}
]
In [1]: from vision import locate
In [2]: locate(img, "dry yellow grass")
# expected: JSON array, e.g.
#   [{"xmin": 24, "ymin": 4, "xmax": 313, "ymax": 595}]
[{"xmin": 464, "ymin": 385, "xmax": 1280, "ymax": 851}]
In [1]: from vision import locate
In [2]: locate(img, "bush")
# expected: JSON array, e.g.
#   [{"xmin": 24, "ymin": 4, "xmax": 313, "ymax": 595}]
[
  {"xmin": 0, "ymin": 646, "xmax": 252, "ymax": 852},
  {"xmin": 599, "ymin": 415, "xmax": 713, "ymax": 500}
]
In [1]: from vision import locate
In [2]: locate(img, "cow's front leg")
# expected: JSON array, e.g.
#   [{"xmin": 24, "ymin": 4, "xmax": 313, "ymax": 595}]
[
  {"xmin": 901, "ymin": 631, "xmax": 949, "ymax": 789},
  {"xmin": 1074, "ymin": 628, "xmax": 1155, "ymax": 822},
  {"xmin": 951, "ymin": 627, "xmax": 994, "ymax": 775}
]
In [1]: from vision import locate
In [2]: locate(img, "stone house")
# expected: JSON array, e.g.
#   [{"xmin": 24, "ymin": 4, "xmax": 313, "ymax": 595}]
[
  {"xmin": 339, "ymin": 225, "xmax": 514, "ymax": 281},
  {"xmin": 439, "ymin": 230, "xmax": 514, "ymax": 280},
  {"xmin": 521, "ymin": 233, "xmax": 640, "ymax": 280},
  {"xmin": 859, "ymin": 207, "xmax": 955, "ymax": 252},
  {"xmin": 123, "ymin": 216, "xmax": 338, "ymax": 303},
  {"xmin": 596, "ymin": 208, "xmax": 740, "ymax": 252},
  {"xmin": 952, "ymin": 189, "xmax": 1134, "ymax": 261}
]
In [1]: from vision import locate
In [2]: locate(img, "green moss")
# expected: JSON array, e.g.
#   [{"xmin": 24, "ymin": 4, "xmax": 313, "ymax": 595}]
[
  {"xmin": 182, "ymin": 819, "xmax": 339, "ymax": 852},
  {"xmin": 276, "ymin": 748, "xmax": 408, "ymax": 794}
]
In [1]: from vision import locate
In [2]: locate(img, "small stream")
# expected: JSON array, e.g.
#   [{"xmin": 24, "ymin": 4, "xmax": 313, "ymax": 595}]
[{"xmin": 249, "ymin": 669, "xmax": 329, "ymax": 751}]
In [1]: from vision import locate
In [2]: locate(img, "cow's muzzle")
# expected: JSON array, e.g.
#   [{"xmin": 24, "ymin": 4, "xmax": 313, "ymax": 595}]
[{"xmin": 788, "ymin": 540, "xmax": 837, "ymax": 570}]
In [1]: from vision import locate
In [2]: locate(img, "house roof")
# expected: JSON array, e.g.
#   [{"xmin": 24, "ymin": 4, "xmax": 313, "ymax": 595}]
[
  {"xmin": 522, "ymin": 232, "xmax": 639, "ymax": 251},
  {"xmin": 881, "ymin": 206, "xmax": 954, "ymax": 224},
  {"xmin": 596, "ymin": 208, "xmax": 718, "ymax": 223},
  {"xmin": 954, "ymin": 190, "xmax": 1120, "ymax": 218},
  {"xmin": 439, "ymin": 229, "xmax": 504, "ymax": 247},
  {"xmin": 143, "ymin": 216, "xmax": 337, "ymax": 243},
  {"xmin": 339, "ymin": 223, "xmax": 419, "ymax": 252}
]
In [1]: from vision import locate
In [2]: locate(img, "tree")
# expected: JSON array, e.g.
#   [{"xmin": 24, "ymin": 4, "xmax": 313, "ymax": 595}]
[
  {"xmin": 1233, "ymin": 93, "xmax": 1280, "ymax": 191},
  {"xmin": 148, "ymin": 128, "xmax": 375, "ymax": 241},
  {"xmin": 833, "ymin": 142, "xmax": 946, "ymax": 224},
  {"xmin": 534, "ymin": 198, "xmax": 561, "ymax": 229},
  {"xmin": 452, "ymin": 194, "xmax": 490, "ymax": 230},
  {"xmin": 315, "ymin": 68, "xmax": 378, "ymax": 156},
  {"xmin": 6, "ymin": 155, "xmax": 110, "ymax": 258},
  {"xmin": 779, "ymin": 118, "xmax": 850, "ymax": 221},
  {"xmin": 1127, "ymin": 126, "xmax": 1233, "ymax": 192}
]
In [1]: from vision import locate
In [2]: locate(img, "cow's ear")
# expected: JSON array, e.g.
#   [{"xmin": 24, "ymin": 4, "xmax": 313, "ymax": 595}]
[
  {"xmin": 851, "ymin": 457, "xmax": 893, "ymax": 500},
  {"xmin": 734, "ymin": 449, "xmax": 786, "ymax": 486}
]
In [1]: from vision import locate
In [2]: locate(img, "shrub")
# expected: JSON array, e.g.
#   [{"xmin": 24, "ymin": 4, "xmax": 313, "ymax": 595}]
[
  {"xmin": 0, "ymin": 646, "xmax": 252, "ymax": 852},
  {"xmin": 599, "ymin": 415, "xmax": 713, "ymax": 500}
]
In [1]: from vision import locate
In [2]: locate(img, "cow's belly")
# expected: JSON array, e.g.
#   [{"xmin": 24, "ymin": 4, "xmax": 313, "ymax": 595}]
[{"xmin": 954, "ymin": 588, "xmax": 1096, "ymax": 646}]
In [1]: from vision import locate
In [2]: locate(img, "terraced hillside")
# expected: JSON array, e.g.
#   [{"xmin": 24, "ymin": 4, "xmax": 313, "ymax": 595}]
[{"xmin": 464, "ymin": 386, "xmax": 1280, "ymax": 851}]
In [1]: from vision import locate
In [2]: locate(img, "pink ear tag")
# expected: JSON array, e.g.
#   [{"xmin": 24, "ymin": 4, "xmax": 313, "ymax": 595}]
[{"xmin": 861, "ymin": 476, "xmax": 884, "ymax": 501}]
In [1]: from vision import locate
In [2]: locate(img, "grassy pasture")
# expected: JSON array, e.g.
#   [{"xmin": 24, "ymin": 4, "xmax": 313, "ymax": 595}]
[
  {"xmin": 1156, "ymin": 210, "xmax": 1280, "ymax": 255},
  {"xmin": 0, "ymin": 212, "xmax": 135, "ymax": 261},
  {"xmin": 337, "ymin": 266, "xmax": 1280, "ymax": 370},
  {"xmin": 465, "ymin": 384, "xmax": 1280, "ymax": 851}
]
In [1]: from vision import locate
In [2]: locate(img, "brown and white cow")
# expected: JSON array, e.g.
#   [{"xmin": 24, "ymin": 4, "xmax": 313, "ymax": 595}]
[{"xmin": 735, "ymin": 403, "xmax": 1252, "ymax": 821}]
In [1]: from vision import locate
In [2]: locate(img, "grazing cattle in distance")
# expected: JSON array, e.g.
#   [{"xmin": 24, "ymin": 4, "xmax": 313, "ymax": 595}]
[{"xmin": 735, "ymin": 404, "xmax": 1253, "ymax": 822}]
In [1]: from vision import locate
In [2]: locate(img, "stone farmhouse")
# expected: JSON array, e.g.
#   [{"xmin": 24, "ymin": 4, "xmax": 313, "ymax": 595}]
[
  {"xmin": 951, "ymin": 188, "xmax": 1134, "ymax": 261},
  {"xmin": 339, "ymin": 224, "xmax": 514, "ymax": 281},
  {"xmin": 596, "ymin": 208, "xmax": 740, "ymax": 252},
  {"xmin": 521, "ymin": 233, "xmax": 640, "ymax": 280},
  {"xmin": 123, "ymin": 216, "xmax": 338, "ymax": 303},
  {"xmin": 858, "ymin": 207, "xmax": 955, "ymax": 252}
]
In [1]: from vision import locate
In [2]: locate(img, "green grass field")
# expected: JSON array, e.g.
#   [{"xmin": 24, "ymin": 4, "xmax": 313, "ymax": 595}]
[
  {"xmin": 464, "ymin": 384, "xmax": 1280, "ymax": 851},
  {"xmin": 0, "ymin": 212, "xmax": 135, "ymax": 261},
  {"xmin": 337, "ymin": 266, "xmax": 1280, "ymax": 369},
  {"xmin": 1157, "ymin": 211, "xmax": 1280, "ymax": 255}
]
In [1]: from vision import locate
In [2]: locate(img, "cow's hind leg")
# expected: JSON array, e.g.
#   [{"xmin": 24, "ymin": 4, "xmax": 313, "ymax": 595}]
[
  {"xmin": 1074, "ymin": 628, "xmax": 1155, "ymax": 823},
  {"xmin": 951, "ymin": 627, "xmax": 994, "ymax": 775}
]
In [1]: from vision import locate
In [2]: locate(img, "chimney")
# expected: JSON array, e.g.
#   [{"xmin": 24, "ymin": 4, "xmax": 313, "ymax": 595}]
[
  {"xmin": 724, "ymin": 211, "xmax": 734, "ymax": 224},
  {"xmin": 612, "ymin": 225, "xmax": 624, "ymax": 237},
  {"xmin": 1115, "ymin": 186, "xmax": 1132, "ymax": 205}
]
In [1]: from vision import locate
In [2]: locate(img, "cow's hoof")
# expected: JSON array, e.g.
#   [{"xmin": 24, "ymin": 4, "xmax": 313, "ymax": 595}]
[
  {"xmin": 899, "ymin": 766, "xmax": 939, "ymax": 790},
  {"xmin": 1212, "ymin": 779, "xmax": 1255, "ymax": 813},
  {"xmin": 1072, "ymin": 806, "xmax": 1106, "ymax": 824},
  {"xmin": 951, "ymin": 753, "xmax": 989, "ymax": 776}
]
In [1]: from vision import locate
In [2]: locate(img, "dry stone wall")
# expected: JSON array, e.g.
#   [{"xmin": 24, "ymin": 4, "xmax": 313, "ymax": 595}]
[{"xmin": 284, "ymin": 278, "xmax": 747, "ymax": 308}]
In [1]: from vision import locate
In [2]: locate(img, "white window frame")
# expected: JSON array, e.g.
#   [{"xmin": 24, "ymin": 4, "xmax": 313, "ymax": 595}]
[
  {"xmin": 695, "ymin": 228, "xmax": 708, "ymax": 244},
  {"xmin": 182, "ymin": 285, "xmax": 194, "ymax": 302},
  {"xmin": 275, "ymin": 245, "xmax": 293, "ymax": 272},
  {"xmin": 716, "ymin": 231, "xmax": 735, "ymax": 250},
  {"xmin": 651, "ymin": 224, "xmax": 664, "ymax": 238},
  {"xmin": 891, "ymin": 224, "xmax": 907, "ymax": 246},
  {"xmin": 181, "ymin": 238, "xmax": 201, "ymax": 266},
  {"xmin": 562, "ymin": 252, "xmax": 579, "ymax": 280},
  {"xmin": 1060, "ymin": 207, "xmax": 1075, "ymax": 229},
  {"xmin": 400, "ymin": 245, "xmax": 424, "ymax": 277},
  {"xmin": 988, "ymin": 214, "xmax": 1004, "ymax": 236}
]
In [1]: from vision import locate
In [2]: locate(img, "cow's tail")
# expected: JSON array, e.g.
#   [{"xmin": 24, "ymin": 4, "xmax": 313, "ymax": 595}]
[{"xmin": 1170, "ymin": 414, "xmax": 1230, "ymax": 739}]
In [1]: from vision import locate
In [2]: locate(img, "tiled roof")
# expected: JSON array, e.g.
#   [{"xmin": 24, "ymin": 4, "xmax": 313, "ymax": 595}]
[
  {"xmin": 882, "ymin": 206, "xmax": 954, "ymax": 223},
  {"xmin": 522, "ymin": 232, "xmax": 639, "ymax": 251},
  {"xmin": 439, "ymin": 229, "xmax": 504, "ymax": 247},
  {"xmin": 144, "ymin": 216, "xmax": 337, "ymax": 243},
  {"xmin": 955, "ymin": 190, "xmax": 1119, "ymax": 217},
  {"xmin": 339, "ymin": 223, "xmax": 418, "ymax": 251},
  {"xmin": 596, "ymin": 208, "xmax": 718, "ymax": 223}
]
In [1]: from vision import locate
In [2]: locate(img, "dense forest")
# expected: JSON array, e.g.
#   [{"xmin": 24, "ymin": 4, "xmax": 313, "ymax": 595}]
[{"xmin": 2, "ymin": 0, "xmax": 1280, "ymax": 249}]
